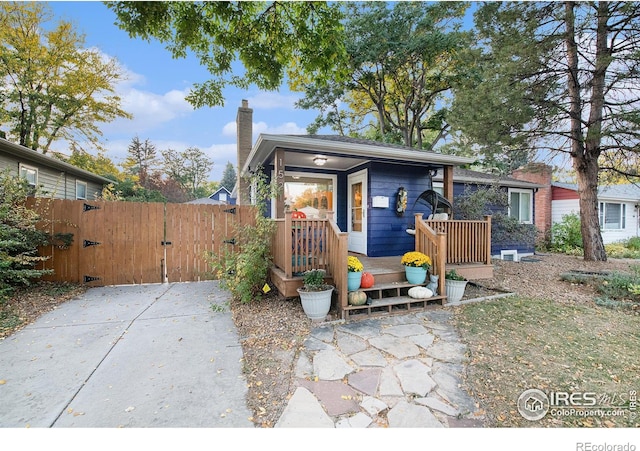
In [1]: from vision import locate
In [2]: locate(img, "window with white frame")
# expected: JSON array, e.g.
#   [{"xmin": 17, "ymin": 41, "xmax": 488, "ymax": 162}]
[
  {"xmin": 76, "ymin": 181, "xmax": 87, "ymax": 200},
  {"xmin": 508, "ymin": 188, "xmax": 533, "ymax": 223},
  {"xmin": 19, "ymin": 164, "xmax": 38, "ymax": 188},
  {"xmin": 274, "ymin": 172, "xmax": 336, "ymax": 218},
  {"xmin": 219, "ymin": 192, "xmax": 228, "ymax": 202},
  {"xmin": 599, "ymin": 202, "xmax": 626, "ymax": 230}
]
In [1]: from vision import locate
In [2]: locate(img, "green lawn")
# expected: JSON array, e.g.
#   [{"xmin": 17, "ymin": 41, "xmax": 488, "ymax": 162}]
[{"xmin": 454, "ymin": 296, "xmax": 640, "ymax": 427}]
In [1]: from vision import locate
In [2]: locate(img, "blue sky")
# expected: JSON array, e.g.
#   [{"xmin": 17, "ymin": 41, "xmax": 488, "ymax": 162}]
[{"xmin": 47, "ymin": 1, "xmax": 320, "ymax": 182}]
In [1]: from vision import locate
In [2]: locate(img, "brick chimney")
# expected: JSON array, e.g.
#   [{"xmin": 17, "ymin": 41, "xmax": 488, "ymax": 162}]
[
  {"xmin": 511, "ymin": 163, "xmax": 553, "ymax": 242},
  {"xmin": 236, "ymin": 99, "xmax": 253, "ymax": 205}
]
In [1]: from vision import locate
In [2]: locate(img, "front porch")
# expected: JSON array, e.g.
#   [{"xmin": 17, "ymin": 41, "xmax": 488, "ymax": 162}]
[{"xmin": 269, "ymin": 211, "xmax": 493, "ymax": 320}]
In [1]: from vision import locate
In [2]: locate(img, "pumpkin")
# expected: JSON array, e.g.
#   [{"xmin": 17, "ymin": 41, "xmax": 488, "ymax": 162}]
[
  {"xmin": 360, "ymin": 272, "xmax": 375, "ymax": 288},
  {"xmin": 291, "ymin": 210, "xmax": 306, "ymax": 219},
  {"xmin": 348, "ymin": 290, "xmax": 368, "ymax": 306},
  {"xmin": 407, "ymin": 286, "xmax": 433, "ymax": 299}
]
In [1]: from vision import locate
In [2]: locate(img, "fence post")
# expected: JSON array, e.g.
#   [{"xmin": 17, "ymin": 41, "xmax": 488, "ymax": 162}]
[
  {"xmin": 284, "ymin": 210, "xmax": 293, "ymax": 278},
  {"xmin": 484, "ymin": 215, "xmax": 492, "ymax": 265}
]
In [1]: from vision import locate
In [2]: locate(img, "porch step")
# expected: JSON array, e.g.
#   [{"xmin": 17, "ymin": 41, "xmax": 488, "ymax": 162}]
[
  {"xmin": 344, "ymin": 281, "xmax": 446, "ymax": 320},
  {"xmin": 344, "ymin": 295, "xmax": 446, "ymax": 320}
]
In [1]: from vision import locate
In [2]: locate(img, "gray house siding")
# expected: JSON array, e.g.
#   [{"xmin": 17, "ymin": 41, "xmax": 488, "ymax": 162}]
[{"xmin": 0, "ymin": 139, "xmax": 110, "ymax": 200}]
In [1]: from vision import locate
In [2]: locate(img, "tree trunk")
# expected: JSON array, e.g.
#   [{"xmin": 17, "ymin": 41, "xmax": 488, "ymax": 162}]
[
  {"xmin": 565, "ymin": 1, "xmax": 607, "ymax": 261},
  {"xmin": 575, "ymin": 157, "xmax": 607, "ymax": 261}
]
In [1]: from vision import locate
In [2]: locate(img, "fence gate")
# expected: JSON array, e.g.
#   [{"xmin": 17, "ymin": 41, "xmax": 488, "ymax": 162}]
[{"xmin": 29, "ymin": 199, "xmax": 254, "ymax": 286}]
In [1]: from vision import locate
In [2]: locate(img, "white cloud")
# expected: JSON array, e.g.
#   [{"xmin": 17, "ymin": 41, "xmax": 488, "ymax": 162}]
[{"xmin": 117, "ymin": 88, "xmax": 193, "ymax": 131}]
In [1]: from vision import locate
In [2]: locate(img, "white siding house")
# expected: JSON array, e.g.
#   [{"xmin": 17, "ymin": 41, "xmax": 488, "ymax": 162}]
[
  {"xmin": 0, "ymin": 138, "xmax": 111, "ymax": 199},
  {"xmin": 552, "ymin": 182, "xmax": 640, "ymax": 244}
]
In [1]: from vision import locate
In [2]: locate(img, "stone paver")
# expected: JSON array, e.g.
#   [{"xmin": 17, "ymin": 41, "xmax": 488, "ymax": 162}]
[
  {"xmin": 313, "ymin": 349, "xmax": 355, "ymax": 380},
  {"xmin": 348, "ymin": 368, "xmax": 381, "ymax": 396},
  {"xmin": 280, "ymin": 309, "xmax": 485, "ymax": 428},
  {"xmin": 368, "ymin": 335, "xmax": 420, "ymax": 359},
  {"xmin": 384, "ymin": 323, "xmax": 429, "ymax": 337},
  {"xmin": 393, "ymin": 359, "xmax": 436, "ymax": 396},
  {"xmin": 350, "ymin": 348, "xmax": 388, "ymax": 367},
  {"xmin": 387, "ymin": 400, "xmax": 444, "ymax": 428},
  {"xmin": 299, "ymin": 379, "xmax": 360, "ymax": 416},
  {"xmin": 275, "ymin": 387, "xmax": 334, "ymax": 428},
  {"xmin": 336, "ymin": 331, "xmax": 368, "ymax": 355}
]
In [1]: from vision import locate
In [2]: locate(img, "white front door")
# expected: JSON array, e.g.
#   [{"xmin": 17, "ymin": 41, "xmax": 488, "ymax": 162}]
[{"xmin": 348, "ymin": 170, "xmax": 367, "ymax": 254}]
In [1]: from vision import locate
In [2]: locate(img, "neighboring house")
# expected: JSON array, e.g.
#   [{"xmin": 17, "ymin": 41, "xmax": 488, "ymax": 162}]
[
  {"xmin": 235, "ymin": 100, "xmax": 475, "ymax": 258},
  {"xmin": 186, "ymin": 187, "xmax": 235, "ymax": 205},
  {"xmin": 0, "ymin": 138, "xmax": 111, "ymax": 199},
  {"xmin": 551, "ymin": 182, "xmax": 640, "ymax": 244},
  {"xmin": 434, "ymin": 167, "xmax": 546, "ymax": 258}
]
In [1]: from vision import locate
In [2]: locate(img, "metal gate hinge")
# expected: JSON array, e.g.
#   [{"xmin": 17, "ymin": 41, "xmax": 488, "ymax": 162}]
[
  {"xmin": 223, "ymin": 207, "xmax": 236, "ymax": 214},
  {"xmin": 83, "ymin": 239, "xmax": 101, "ymax": 247},
  {"xmin": 83, "ymin": 203, "xmax": 100, "ymax": 212},
  {"xmin": 83, "ymin": 275, "xmax": 101, "ymax": 283},
  {"xmin": 223, "ymin": 238, "xmax": 236, "ymax": 245}
]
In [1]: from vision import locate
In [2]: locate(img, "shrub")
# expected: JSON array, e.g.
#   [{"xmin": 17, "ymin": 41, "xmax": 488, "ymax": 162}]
[
  {"xmin": 626, "ymin": 236, "xmax": 640, "ymax": 251},
  {"xmin": 595, "ymin": 265, "xmax": 640, "ymax": 308},
  {"xmin": 453, "ymin": 184, "xmax": 537, "ymax": 251},
  {"xmin": 207, "ymin": 167, "xmax": 277, "ymax": 303},
  {"xmin": 550, "ymin": 213, "xmax": 583, "ymax": 253},
  {"xmin": 0, "ymin": 171, "xmax": 52, "ymax": 302}
]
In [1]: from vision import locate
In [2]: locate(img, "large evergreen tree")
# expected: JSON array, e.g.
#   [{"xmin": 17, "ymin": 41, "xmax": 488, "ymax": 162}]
[
  {"xmin": 449, "ymin": 1, "xmax": 640, "ymax": 261},
  {"xmin": 220, "ymin": 162, "xmax": 237, "ymax": 192}
]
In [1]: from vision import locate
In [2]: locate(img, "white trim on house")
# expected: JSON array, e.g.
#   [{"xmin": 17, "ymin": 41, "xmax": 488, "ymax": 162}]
[
  {"xmin": 19, "ymin": 163, "xmax": 38, "ymax": 188},
  {"xmin": 508, "ymin": 188, "xmax": 533, "ymax": 224},
  {"xmin": 76, "ymin": 180, "xmax": 87, "ymax": 200},
  {"xmin": 270, "ymin": 170, "xmax": 338, "ymax": 219}
]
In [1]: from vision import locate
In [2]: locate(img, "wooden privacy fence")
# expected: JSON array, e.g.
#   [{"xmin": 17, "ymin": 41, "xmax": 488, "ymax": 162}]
[{"xmin": 27, "ymin": 199, "xmax": 256, "ymax": 286}]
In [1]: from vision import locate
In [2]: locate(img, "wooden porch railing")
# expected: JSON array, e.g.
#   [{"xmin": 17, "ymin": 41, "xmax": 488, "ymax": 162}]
[
  {"xmin": 272, "ymin": 211, "xmax": 348, "ymax": 308},
  {"xmin": 414, "ymin": 213, "xmax": 448, "ymax": 296},
  {"xmin": 415, "ymin": 213, "xmax": 493, "ymax": 295},
  {"xmin": 425, "ymin": 215, "xmax": 492, "ymax": 266}
]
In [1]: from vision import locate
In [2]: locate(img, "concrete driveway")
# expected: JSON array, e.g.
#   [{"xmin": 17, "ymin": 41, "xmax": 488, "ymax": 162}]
[{"xmin": 0, "ymin": 281, "xmax": 254, "ymax": 428}]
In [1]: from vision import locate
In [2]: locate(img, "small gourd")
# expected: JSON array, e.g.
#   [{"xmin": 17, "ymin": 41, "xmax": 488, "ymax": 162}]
[
  {"xmin": 348, "ymin": 290, "xmax": 368, "ymax": 306},
  {"xmin": 360, "ymin": 272, "xmax": 375, "ymax": 288}
]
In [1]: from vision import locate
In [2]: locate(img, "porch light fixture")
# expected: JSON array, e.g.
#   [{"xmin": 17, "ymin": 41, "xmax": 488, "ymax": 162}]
[{"xmin": 313, "ymin": 156, "xmax": 328, "ymax": 166}]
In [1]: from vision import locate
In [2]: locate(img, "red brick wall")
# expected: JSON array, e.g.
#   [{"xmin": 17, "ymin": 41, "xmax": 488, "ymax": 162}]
[{"xmin": 511, "ymin": 163, "xmax": 553, "ymax": 240}]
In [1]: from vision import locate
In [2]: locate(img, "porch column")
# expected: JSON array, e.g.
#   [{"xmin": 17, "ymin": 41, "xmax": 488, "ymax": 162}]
[
  {"xmin": 274, "ymin": 148, "xmax": 285, "ymax": 218},
  {"xmin": 443, "ymin": 165, "xmax": 454, "ymax": 205}
]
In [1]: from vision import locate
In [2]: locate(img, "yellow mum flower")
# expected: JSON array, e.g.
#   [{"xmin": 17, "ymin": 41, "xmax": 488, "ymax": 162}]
[
  {"xmin": 347, "ymin": 256, "xmax": 364, "ymax": 272},
  {"xmin": 401, "ymin": 251, "xmax": 432, "ymax": 269}
]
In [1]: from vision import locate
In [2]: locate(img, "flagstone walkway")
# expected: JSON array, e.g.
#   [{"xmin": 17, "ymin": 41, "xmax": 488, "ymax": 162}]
[{"xmin": 275, "ymin": 310, "xmax": 486, "ymax": 428}]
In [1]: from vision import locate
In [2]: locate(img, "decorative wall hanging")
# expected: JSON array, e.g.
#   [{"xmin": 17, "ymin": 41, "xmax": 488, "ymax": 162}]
[{"xmin": 396, "ymin": 186, "xmax": 408, "ymax": 217}]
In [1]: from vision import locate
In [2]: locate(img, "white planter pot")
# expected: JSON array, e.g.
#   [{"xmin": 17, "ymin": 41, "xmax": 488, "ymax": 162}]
[
  {"xmin": 445, "ymin": 279, "xmax": 468, "ymax": 303},
  {"xmin": 297, "ymin": 286, "xmax": 333, "ymax": 320}
]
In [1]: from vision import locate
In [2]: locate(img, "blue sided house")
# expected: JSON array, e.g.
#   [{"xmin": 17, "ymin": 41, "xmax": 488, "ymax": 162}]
[{"xmin": 235, "ymin": 100, "xmax": 543, "ymax": 263}]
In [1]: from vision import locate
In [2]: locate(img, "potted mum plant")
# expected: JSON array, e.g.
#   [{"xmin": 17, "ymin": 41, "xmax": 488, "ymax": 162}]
[
  {"xmin": 445, "ymin": 269, "xmax": 468, "ymax": 303},
  {"xmin": 347, "ymin": 255, "xmax": 364, "ymax": 291},
  {"xmin": 297, "ymin": 269, "xmax": 334, "ymax": 320},
  {"xmin": 400, "ymin": 251, "xmax": 432, "ymax": 284}
]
